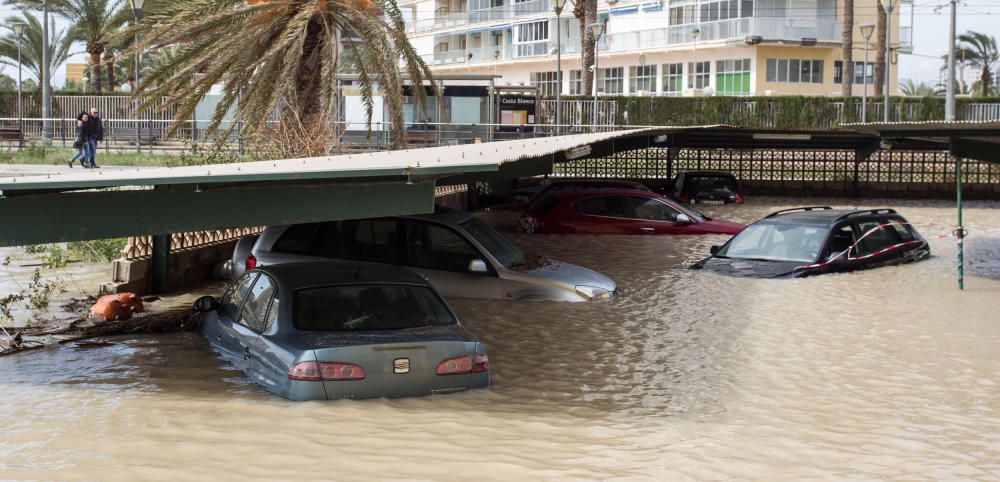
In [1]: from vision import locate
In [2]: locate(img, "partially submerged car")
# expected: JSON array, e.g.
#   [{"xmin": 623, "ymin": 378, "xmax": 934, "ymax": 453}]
[
  {"xmin": 691, "ymin": 207, "xmax": 930, "ymax": 278},
  {"xmin": 671, "ymin": 170, "xmax": 744, "ymax": 205},
  {"xmin": 197, "ymin": 261, "xmax": 490, "ymax": 400},
  {"xmin": 230, "ymin": 209, "xmax": 616, "ymax": 302},
  {"xmin": 520, "ymin": 189, "xmax": 744, "ymax": 235}
]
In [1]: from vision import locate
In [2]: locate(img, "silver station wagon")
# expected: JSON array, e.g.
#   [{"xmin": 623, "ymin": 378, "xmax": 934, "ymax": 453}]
[{"xmin": 230, "ymin": 209, "xmax": 617, "ymax": 302}]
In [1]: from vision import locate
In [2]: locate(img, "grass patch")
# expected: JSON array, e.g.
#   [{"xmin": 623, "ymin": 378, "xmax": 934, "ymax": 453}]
[{"xmin": 0, "ymin": 145, "xmax": 177, "ymax": 166}]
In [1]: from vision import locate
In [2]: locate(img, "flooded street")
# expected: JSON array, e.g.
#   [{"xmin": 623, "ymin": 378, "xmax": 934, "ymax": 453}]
[{"xmin": 3, "ymin": 197, "xmax": 1000, "ymax": 480}]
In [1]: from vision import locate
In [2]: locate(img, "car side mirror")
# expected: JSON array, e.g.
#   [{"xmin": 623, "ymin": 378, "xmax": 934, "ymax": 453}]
[
  {"xmin": 193, "ymin": 295, "xmax": 219, "ymax": 313},
  {"xmin": 468, "ymin": 259, "xmax": 489, "ymax": 273},
  {"xmin": 676, "ymin": 213, "xmax": 694, "ymax": 224},
  {"xmin": 710, "ymin": 245, "xmax": 721, "ymax": 255}
]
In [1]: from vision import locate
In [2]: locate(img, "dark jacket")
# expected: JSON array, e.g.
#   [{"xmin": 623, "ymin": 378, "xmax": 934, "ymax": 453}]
[
  {"xmin": 88, "ymin": 115, "xmax": 103, "ymax": 141},
  {"xmin": 74, "ymin": 121, "xmax": 90, "ymax": 148}
]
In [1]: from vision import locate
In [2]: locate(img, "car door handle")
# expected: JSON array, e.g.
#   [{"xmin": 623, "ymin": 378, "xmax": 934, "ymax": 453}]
[
  {"xmin": 640, "ymin": 227, "xmax": 655, "ymax": 233},
  {"xmin": 243, "ymin": 347, "xmax": 251, "ymax": 360}
]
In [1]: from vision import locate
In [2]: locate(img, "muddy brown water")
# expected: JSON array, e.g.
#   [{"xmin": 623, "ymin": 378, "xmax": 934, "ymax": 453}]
[{"xmin": 2, "ymin": 197, "xmax": 1000, "ymax": 480}]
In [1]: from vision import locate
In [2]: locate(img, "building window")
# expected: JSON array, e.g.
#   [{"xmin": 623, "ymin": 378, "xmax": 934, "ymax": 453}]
[
  {"xmin": 716, "ymin": 58, "xmax": 750, "ymax": 95},
  {"xmin": 669, "ymin": 3, "xmax": 696, "ymax": 25},
  {"xmin": 629, "ymin": 65, "xmax": 657, "ymax": 93},
  {"xmin": 766, "ymin": 58, "xmax": 823, "ymax": 84},
  {"xmin": 700, "ymin": 0, "xmax": 740, "ymax": 21},
  {"xmin": 514, "ymin": 20, "xmax": 549, "ymax": 57},
  {"xmin": 570, "ymin": 70, "xmax": 584, "ymax": 95},
  {"xmin": 603, "ymin": 67, "xmax": 624, "ymax": 94},
  {"xmin": 662, "ymin": 63, "xmax": 683, "ymax": 95},
  {"xmin": 530, "ymin": 71, "xmax": 560, "ymax": 97},
  {"xmin": 834, "ymin": 61, "xmax": 874, "ymax": 84},
  {"xmin": 688, "ymin": 61, "xmax": 710, "ymax": 89}
]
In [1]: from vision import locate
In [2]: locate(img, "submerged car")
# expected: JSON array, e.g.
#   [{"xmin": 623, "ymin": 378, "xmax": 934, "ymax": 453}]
[
  {"xmin": 691, "ymin": 206, "xmax": 930, "ymax": 278},
  {"xmin": 519, "ymin": 189, "xmax": 744, "ymax": 235},
  {"xmin": 671, "ymin": 170, "xmax": 744, "ymax": 205},
  {"xmin": 230, "ymin": 209, "xmax": 616, "ymax": 302},
  {"xmin": 196, "ymin": 261, "xmax": 490, "ymax": 401}
]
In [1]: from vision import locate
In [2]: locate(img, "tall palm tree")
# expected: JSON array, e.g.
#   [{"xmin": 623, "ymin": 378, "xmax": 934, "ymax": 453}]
[
  {"xmin": 840, "ymin": 0, "xmax": 854, "ymax": 97},
  {"xmin": 874, "ymin": 1, "xmax": 886, "ymax": 96},
  {"xmin": 0, "ymin": 11, "xmax": 74, "ymax": 91},
  {"xmin": 898, "ymin": 79, "xmax": 940, "ymax": 97},
  {"xmin": 119, "ymin": 0, "xmax": 434, "ymax": 147},
  {"xmin": 955, "ymin": 31, "xmax": 999, "ymax": 97},
  {"xmin": 6, "ymin": 0, "xmax": 131, "ymax": 93},
  {"xmin": 573, "ymin": 0, "xmax": 597, "ymax": 97}
]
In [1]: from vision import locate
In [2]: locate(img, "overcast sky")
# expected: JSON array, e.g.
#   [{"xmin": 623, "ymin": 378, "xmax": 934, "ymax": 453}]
[{"xmin": 0, "ymin": 2, "xmax": 995, "ymax": 87}]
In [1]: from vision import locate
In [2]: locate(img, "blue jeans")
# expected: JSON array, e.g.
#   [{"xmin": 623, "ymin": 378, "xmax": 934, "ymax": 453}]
[
  {"xmin": 70, "ymin": 143, "xmax": 91, "ymax": 166},
  {"xmin": 87, "ymin": 137, "xmax": 98, "ymax": 166}
]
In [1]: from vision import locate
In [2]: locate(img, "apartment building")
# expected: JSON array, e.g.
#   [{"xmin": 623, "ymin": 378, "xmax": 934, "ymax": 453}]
[{"xmin": 399, "ymin": 0, "xmax": 911, "ymax": 97}]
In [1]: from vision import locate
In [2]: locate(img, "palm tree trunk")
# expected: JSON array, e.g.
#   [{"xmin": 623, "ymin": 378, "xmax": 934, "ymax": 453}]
[
  {"xmin": 981, "ymin": 70, "xmax": 991, "ymax": 96},
  {"xmin": 841, "ymin": 0, "xmax": 854, "ymax": 97},
  {"xmin": 574, "ymin": 0, "xmax": 596, "ymax": 96},
  {"xmin": 874, "ymin": 2, "xmax": 887, "ymax": 97},
  {"xmin": 89, "ymin": 51, "xmax": 103, "ymax": 93},
  {"xmin": 104, "ymin": 52, "xmax": 116, "ymax": 92}
]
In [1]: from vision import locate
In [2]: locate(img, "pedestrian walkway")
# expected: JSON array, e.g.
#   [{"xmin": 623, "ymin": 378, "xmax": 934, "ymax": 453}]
[{"xmin": 0, "ymin": 163, "xmax": 153, "ymax": 178}]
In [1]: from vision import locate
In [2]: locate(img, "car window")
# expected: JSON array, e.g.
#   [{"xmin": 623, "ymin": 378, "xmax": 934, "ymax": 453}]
[
  {"xmin": 272, "ymin": 223, "xmax": 322, "ymax": 254},
  {"xmin": 629, "ymin": 197, "xmax": 681, "ymax": 222},
  {"xmin": 574, "ymin": 196, "xmax": 627, "ymax": 217},
  {"xmin": 263, "ymin": 297, "xmax": 279, "ymax": 333},
  {"xmin": 239, "ymin": 274, "xmax": 276, "ymax": 332},
  {"xmin": 220, "ymin": 272, "xmax": 257, "ymax": 321},
  {"xmin": 341, "ymin": 219, "xmax": 398, "ymax": 264},
  {"xmin": 293, "ymin": 284, "xmax": 456, "ymax": 331},
  {"xmin": 720, "ymin": 223, "xmax": 827, "ymax": 262},
  {"xmin": 460, "ymin": 217, "xmax": 524, "ymax": 269},
  {"xmin": 856, "ymin": 220, "xmax": 903, "ymax": 255},
  {"xmin": 404, "ymin": 221, "xmax": 483, "ymax": 273},
  {"xmin": 824, "ymin": 224, "xmax": 856, "ymax": 260},
  {"xmin": 525, "ymin": 193, "xmax": 559, "ymax": 215},
  {"xmin": 886, "ymin": 218, "xmax": 916, "ymax": 241}
]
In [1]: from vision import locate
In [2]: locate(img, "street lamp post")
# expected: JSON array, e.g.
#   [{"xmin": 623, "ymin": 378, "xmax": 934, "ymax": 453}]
[
  {"xmin": 553, "ymin": 0, "xmax": 566, "ymax": 136},
  {"xmin": 130, "ymin": 0, "xmax": 145, "ymax": 153},
  {"xmin": 12, "ymin": 23, "xmax": 24, "ymax": 151},
  {"xmin": 880, "ymin": 0, "xmax": 894, "ymax": 122},
  {"xmin": 691, "ymin": 27, "xmax": 701, "ymax": 91},
  {"xmin": 589, "ymin": 22, "xmax": 605, "ymax": 130},
  {"xmin": 859, "ymin": 23, "xmax": 875, "ymax": 123},
  {"xmin": 944, "ymin": 0, "xmax": 957, "ymax": 121}
]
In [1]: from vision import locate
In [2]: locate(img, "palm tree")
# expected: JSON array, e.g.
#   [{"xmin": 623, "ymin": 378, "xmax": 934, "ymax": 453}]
[
  {"xmin": 955, "ymin": 31, "xmax": 999, "ymax": 97},
  {"xmin": 0, "ymin": 11, "xmax": 74, "ymax": 91},
  {"xmin": 573, "ymin": 0, "xmax": 597, "ymax": 97},
  {"xmin": 898, "ymin": 79, "xmax": 939, "ymax": 97},
  {"xmin": 6, "ymin": 0, "xmax": 131, "ymax": 93},
  {"xmin": 874, "ymin": 1, "xmax": 886, "ymax": 96},
  {"xmin": 841, "ymin": 0, "xmax": 854, "ymax": 97},
  {"xmin": 119, "ymin": 0, "xmax": 434, "ymax": 148}
]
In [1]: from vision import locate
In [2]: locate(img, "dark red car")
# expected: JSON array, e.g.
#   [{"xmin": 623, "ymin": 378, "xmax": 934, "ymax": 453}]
[{"xmin": 519, "ymin": 189, "xmax": 745, "ymax": 235}]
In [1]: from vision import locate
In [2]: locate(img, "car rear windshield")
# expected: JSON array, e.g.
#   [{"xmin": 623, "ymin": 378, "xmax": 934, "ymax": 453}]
[
  {"xmin": 293, "ymin": 284, "xmax": 457, "ymax": 331},
  {"xmin": 684, "ymin": 175, "xmax": 737, "ymax": 194},
  {"xmin": 718, "ymin": 222, "xmax": 827, "ymax": 263}
]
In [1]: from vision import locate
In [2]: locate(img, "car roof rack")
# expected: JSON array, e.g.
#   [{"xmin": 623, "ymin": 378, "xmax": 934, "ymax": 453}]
[
  {"xmin": 764, "ymin": 206, "xmax": 833, "ymax": 218},
  {"xmin": 833, "ymin": 208, "xmax": 898, "ymax": 222}
]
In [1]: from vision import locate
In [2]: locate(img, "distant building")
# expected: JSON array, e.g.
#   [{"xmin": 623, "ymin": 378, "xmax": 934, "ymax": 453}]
[
  {"xmin": 65, "ymin": 63, "xmax": 86, "ymax": 84},
  {"xmin": 400, "ymin": 0, "xmax": 910, "ymax": 97}
]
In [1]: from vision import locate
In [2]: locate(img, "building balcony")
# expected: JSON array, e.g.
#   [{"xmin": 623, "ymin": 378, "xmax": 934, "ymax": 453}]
[{"xmin": 406, "ymin": 0, "xmax": 550, "ymax": 33}]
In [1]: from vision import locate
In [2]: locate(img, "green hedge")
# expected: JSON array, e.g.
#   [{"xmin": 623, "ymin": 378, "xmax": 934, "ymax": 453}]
[{"xmin": 552, "ymin": 95, "xmax": 1000, "ymax": 128}]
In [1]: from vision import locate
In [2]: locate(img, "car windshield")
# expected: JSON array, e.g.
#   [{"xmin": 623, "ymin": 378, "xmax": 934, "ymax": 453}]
[
  {"xmin": 293, "ymin": 284, "xmax": 456, "ymax": 331},
  {"xmin": 686, "ymin": 176, "xmax": 736, "ymax": 193},
  {"xmin": 718, "ymin": 223, "xmax": 827, "ymax": 262},
  {"xmin": 460, "ymin": 216, "xmax": 525, "ymax": 269}
]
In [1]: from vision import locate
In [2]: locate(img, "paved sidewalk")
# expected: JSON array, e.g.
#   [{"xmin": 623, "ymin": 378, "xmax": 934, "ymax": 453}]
[{"xmin": 0, "ymin": 163, "xmax": 154, "ymax": 178}]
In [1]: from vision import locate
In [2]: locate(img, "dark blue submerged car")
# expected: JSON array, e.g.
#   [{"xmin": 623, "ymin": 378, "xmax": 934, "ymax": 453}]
[
  {"xmin": 691, "ymin": 207, "xmax": 930, "ymax": 278},
  {"xmin": 195, "ymin": 261, "xmax": 490, "ymax": 400}
]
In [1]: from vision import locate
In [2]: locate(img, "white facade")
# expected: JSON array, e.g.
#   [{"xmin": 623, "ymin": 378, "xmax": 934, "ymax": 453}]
[{"xmin": 399, "ymin": 0, "xmax": 909, "ymax": 97}]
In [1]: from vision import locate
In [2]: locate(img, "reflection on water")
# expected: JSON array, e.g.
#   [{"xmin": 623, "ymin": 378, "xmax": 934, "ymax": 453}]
[{"xmin": 2, "ymin": 197, "xmax": 1000, "ymax": 479}]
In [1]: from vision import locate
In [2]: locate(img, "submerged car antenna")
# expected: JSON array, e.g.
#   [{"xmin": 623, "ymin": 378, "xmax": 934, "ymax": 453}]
[{"xmin": 354, "ymin": 220, "xmax": 376, "ymax": 278}]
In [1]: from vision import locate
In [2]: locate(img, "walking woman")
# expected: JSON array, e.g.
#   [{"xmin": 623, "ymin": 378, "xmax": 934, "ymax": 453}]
[{"xmin": 68, "ymin": 112, "xmax": 91, "ymax": 168}]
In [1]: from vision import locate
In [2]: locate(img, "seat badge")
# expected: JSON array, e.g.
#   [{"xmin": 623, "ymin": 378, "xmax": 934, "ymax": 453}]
[{"xmin": 393, "ymin": 358, "xmax": 411, "ymax": 374}]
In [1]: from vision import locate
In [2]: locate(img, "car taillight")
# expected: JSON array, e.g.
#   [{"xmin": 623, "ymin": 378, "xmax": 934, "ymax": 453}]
[
  {"xmin": 288, "ymin": 361, "xmax": 365, "ymax": 381},
  {"xmin": 245, "ymin": 253, "xmax": 257, "ymax": 271},
  {"xmin": 678, "ymin": 193, "xmax": 690, "ymax": 202},
  {"xmin": 436, "ymin": 353, "xmax": 489, "ymax": 375},
  {"xmin": 734, "ymin": 194, "xmax": 745, "ymax": 203}
]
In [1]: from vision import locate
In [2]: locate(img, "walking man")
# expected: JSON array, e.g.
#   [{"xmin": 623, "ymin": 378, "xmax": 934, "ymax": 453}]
[{"xmin": 87, "ymin": 107, "xmax": 103, "ymax": 168}]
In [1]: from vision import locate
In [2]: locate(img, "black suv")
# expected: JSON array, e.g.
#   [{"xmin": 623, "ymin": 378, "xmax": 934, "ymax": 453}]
[{"xmin": 691, "ymin": 206, "xmax": 930, "ymax": 278}]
